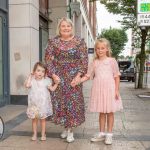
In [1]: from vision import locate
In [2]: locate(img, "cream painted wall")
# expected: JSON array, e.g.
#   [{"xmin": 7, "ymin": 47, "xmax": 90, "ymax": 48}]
[
  {"xmin": 9, "ymin": 0, "xmax": 39, "ymax": 95},
  {"xmin": 48, "ymin": 0, "xmax": 67, "ymax": 38},
  {"xmin": 48, "ymin": 0, "xmax": 95, "ymax": 64},
  {"xmin": 48, "ymin": 0, "xmax": 95, "ymax": 46},
  {"xmin": 8, "ymin": 0, "xmax": 95, "ymax": 95}
]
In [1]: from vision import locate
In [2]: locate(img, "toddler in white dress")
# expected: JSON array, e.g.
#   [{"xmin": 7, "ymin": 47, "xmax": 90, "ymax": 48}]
[{"xmin": 24, "ymin": 62, "xmax": 59, "ymax": 141}]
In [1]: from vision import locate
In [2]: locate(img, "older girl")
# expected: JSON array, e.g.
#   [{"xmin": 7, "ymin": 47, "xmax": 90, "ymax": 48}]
[{"xmin": 79, "ymin": 38, "xmax": 123, "ymax": 145}]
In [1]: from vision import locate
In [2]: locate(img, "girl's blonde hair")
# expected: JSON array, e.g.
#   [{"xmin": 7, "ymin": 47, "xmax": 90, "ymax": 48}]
[
  {"xmin": 94, "ymin": 38, "xmax": 112, "ymax": 59},
  {"xmin": 56, "ymin": 17, "xmax": 74, "ymax": 36}
]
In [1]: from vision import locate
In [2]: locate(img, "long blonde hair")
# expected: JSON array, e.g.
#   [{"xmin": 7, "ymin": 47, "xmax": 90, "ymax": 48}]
[
  {"xmin": 94, "ymin": 38, "xmax": 112, "ymax": 59},
  {"xmin": 56, "ymin": 17, "xmax": 74, "ymax": 36}
]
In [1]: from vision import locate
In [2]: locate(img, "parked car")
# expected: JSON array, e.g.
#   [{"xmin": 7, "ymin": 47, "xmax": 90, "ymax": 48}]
[{"xmin": 118, "ymin": 61, "xmax": 135, "ymax": 82}]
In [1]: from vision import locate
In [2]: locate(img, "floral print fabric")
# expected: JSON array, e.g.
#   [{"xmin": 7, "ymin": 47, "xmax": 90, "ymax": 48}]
[{"xmin": 45, "ymin": 36, "xmax": 88, "ymax": 128}]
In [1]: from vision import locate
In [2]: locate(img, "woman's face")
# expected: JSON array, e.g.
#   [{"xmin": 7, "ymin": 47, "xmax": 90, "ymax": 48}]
[{"xmin": 59, "ymin": 21, "xmax": 72, "ymax": 38}]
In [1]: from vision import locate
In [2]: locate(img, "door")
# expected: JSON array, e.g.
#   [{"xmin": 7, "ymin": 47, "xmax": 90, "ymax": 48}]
[
  {"xmin": 0, "ymin": 16, "xmax": 3, "ymax": 103},
  {"xmin": 0, "ymin": 12, "xmax": 9, "ymax": 106}
]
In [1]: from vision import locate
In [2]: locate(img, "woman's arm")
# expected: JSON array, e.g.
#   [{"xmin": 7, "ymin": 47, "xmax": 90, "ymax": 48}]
[
  {"xmin": 71, "ymin": 39, "xmax": 88, "ymax": 87},
  {"xmin": 45, "ymin": 39, "xmax": 60, "ymax": 83},
  {"xmin": 45, "ymin": 39, "xmax": 56, "ymax": 77},
  {"xmin": 78, "ymin": 39, "xmax": 88, "ymax": 75}
]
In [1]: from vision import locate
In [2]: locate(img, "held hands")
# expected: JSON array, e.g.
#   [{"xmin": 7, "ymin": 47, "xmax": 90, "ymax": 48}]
[
  {"xmin": 71, "ymin": 75, "xmax": 81, "ymax": 87},
  {"xmin": 48, "ymin": 76, "xmax": 60, "ymax": 91},
  {"xmin": 52, "ymin": 74, "xmax": 60, "ymax": 84}
]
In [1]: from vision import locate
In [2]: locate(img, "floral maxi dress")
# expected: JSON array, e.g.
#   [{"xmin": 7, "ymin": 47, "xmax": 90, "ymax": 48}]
[{"xmin": 45, "ymin": 36, "xmax": 88, "ymax": 128}]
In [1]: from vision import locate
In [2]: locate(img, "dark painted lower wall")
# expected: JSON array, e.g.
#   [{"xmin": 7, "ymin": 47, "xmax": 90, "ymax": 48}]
[{"xmin": 10, "ymin": 95, "xmax": 28, "ymax": 105}]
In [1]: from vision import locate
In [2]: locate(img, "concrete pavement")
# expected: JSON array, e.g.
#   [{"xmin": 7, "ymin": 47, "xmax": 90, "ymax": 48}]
[{"xmin": 0, "ymin": 81, "xmax": 150, "ymax": 150}]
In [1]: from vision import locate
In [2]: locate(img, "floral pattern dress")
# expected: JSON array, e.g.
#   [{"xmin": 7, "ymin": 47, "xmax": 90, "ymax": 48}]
[
  {"xmin": 26, "ymin": 77, "xmax": 53, "ymax": 119},
  {"xmin": 45, "ymin": 36, "xmax": 88, "ymax": 128}
]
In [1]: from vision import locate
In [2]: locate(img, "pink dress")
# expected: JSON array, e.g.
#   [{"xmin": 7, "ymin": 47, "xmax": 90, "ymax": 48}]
[{"xmin": 87, "ymin": 57, "xmax": 123, "ymax": 113}]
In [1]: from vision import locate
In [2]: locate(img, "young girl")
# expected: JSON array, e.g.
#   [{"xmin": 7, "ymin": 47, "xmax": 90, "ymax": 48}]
[
  {"xmin": 79, "ymin": 38, "xmax": 123, "ymax": 145},
  {"xmin": 24, "ymin": 62, "xmax": 59, "ymax": 141}
]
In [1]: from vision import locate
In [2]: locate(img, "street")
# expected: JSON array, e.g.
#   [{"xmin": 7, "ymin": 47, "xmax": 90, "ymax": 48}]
[{"xmin": 0, "ymin": 81, "xmax": 150, "ymax": 150}]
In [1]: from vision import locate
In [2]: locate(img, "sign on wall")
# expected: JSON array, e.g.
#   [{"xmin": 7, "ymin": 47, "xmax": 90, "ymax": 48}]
[
  {"xmin": 137, "ymin": 0, "xmax": 150, "ymax": 26},
  {"xmin": 88, "ymin": 48, "xmax": 94, "ymax": 54}
]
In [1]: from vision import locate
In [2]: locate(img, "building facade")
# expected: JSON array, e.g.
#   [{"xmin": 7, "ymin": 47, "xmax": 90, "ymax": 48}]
[{"xmin": 0, "ymin": 0, "xmax": 97, "ymax": 106}]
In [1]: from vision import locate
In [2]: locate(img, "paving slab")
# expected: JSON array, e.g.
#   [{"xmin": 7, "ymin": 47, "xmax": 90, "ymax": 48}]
[{"xmin": 0, "ymin": 82, "xmax": 150, "ymax": 149}]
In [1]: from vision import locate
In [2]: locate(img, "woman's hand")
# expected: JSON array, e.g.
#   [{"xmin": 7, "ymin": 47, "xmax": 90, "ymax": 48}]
[
  {"xmin": 52, "ymin": 74, "xmax": 60, "ymax": 84},
  {"xmin": 71, "ymin": 75, "xmax": 81, "ymax": 87}
]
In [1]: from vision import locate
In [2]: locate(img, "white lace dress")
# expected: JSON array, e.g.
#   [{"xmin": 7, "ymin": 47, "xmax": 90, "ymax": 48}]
[{"xmin": 26, "ymin": 77, "xmax": 53, "ymax": 119}]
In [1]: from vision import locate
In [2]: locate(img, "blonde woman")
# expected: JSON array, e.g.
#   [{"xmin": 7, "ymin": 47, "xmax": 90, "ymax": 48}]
[
  {"xmin": 79, "ymin": 38, "xmax": 123, "ymax": 145},
  {"xmin": 45, "ymin": 17, "xmax": 88, "ymax": 143}
]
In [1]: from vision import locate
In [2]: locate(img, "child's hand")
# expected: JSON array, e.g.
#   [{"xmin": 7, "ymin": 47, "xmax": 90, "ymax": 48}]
[
  {"xmin": 47, "ymin": 85, "xmax": 51, "ymax": 90},
  {"xmin": 52, "ymin": 74, "xmax": 60, "ymax": 83},
  {"xmin": 24, "ymin": 73, "xmax": 33, "ymax": 88},
  {"xmin": 71, "ymin": 79, "xmax": 81, "ymax": 87},
  {"xmin": 29, "ymin": 73, "xmax": 34, "ymax": 78},
  {"xmin": 55, "ymin": 79, "xmax": 60, "ymax": 84}
]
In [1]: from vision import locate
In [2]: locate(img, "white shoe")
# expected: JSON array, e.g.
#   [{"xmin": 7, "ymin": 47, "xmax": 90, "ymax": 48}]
[
  {"xmin": 91, "ymin": 132, "xmax": 105, "ymax": 142},
  {"xmin": 31, "ymin": 134, "xmax": 37, "ymax": 141},
  {"xmin": 60, "ymin": 130, "xmax": 68, "ymax": 139},
  {"xmin": 105, "ymin": 134, "xmax": 113, "ymax": 145},
  {"xmin": 66, "ymin": 132, "xmax": 74, "ymax": 143}
]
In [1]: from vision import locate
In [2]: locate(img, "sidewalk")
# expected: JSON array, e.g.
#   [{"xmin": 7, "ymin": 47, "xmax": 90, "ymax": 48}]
[{"xmin": 0, "ymin": 81, "xmax": 150, "ymax": 150}]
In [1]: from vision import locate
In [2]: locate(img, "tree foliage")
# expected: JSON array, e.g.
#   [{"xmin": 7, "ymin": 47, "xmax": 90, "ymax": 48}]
[
  {"xmin": 100, "ymin": 28, "xmax": 128, "ymax": 58},
  {"xmin": 96, "ymin": 0, "xmax": 150, "ymax": 88}
]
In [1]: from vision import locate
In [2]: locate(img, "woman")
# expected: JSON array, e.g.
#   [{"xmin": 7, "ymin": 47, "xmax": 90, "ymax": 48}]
[{"xmin": 45, "ymin": 17, "xmax": 88, "ymax": 143}]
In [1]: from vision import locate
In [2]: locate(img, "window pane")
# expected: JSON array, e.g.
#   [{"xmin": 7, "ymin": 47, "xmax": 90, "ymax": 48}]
[{"xmin": 41, "ymin": 29, "xmax": 48, "ymax": 61}]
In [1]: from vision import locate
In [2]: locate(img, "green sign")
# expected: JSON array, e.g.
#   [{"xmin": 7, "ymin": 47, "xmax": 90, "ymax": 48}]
[{"xmin": 140, "ymin": 3, "xmax": 150, "ymax": 12}]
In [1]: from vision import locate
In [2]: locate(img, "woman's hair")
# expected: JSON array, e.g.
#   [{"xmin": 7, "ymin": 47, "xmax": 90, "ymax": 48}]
[
  {"xmin": 56, "ymin": 17, "xmax": 74, "ymax": 36},
  {"xmin": 33, "ymin": 62, "xmax": 46, "ymax": 75},
  {"xmin": 94, "ymin": 38, "xmax": 112, "ymax": 59}
]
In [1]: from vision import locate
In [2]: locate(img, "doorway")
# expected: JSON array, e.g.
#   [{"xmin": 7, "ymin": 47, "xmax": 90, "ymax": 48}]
[{"xmin": 0, "ymin": 12, "xmax": 9, "ymax": 106}]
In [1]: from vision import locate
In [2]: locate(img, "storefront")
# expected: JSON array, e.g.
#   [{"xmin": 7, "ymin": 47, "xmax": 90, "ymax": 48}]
[{"xmin": 0, "ymin": 0, "xmax": 9, "ymax": 106}]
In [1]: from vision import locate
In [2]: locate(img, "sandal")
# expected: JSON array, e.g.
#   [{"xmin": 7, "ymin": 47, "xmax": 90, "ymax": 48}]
[
  {"xmin": 31, "ymin": 135, "xmax": 37, "ymax": 141},
  {"xmin": 41, "ymin": 135, "xmax": 46, "ymax": 141}
]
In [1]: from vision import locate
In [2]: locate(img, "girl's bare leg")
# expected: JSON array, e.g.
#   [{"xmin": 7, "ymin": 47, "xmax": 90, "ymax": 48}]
[
  {"xmin": 40, "ymin": 119, "xmax": 46, "ymax": 137},
  {"xmin": 107, "ymin": 112, "xmax": 114, "ymax": 133},
  {"xmin": 99, "ymin": 113, "xmax": 106, "ymax": 132},
  {"xmin": 32, "ymin": 118, "xmax": 38, "ymax": 140}
]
